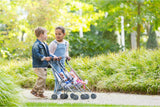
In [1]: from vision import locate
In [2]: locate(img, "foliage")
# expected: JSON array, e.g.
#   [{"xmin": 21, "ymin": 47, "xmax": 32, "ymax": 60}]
[
  {"xmin": 86, "ymin": 0, "xmax": 160, "ymax": 48},
  {"xmin": 0, "ymin": 0, "xmax": 104, "ymax": 59},
  {"xmin": 68, "ymin": 31, "xmax": 120, "ymax": 57},
  {"xmin": 146, "ymin": 25, "xmax": 158, "ymax": 49},
  {"xmin": 0, "ymin": 70, "xmax": 24, "ymax": 107},
  {"xmin": 88, "ymin": 0, "xmax": 160, "ymax": 32},
  {"xmin": 1, "ymin": 48, "xmax": 160, "ymax": 94}
]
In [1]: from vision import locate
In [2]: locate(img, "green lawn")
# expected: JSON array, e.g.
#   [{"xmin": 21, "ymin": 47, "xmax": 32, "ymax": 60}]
[{"xmin": 25, "ymin": 102, "xmax": 157, "ymax": 107}]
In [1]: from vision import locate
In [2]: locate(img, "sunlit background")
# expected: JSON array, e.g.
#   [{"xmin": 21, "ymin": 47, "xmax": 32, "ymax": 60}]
[
  {"xmin": 1, "ymin": 0, "xmax": 160, "ymax": 59},
  {"xmin": 0, "ymin": 0, "xmax": 160, "ymax": 106}
]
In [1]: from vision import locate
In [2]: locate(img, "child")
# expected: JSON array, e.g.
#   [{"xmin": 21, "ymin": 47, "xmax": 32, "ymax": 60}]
[
  {"xmin": 49, "ymin": 26, "xmax": 71, "ymax": 94},
  {"xmin": 31, "ymin": 27, "xmax": 55, "ymax": 98}
]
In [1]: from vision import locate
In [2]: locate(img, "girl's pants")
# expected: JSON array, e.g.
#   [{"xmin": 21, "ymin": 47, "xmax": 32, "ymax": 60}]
[{"xmin": 52, "ymin": 61, "xmax": 63, "ymax": 94}]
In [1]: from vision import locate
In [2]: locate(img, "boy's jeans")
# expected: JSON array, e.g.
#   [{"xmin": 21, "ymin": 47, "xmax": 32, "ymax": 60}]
[{"xmin": 32, "ymin": 68, "xmax": 47, "ymax": 95}]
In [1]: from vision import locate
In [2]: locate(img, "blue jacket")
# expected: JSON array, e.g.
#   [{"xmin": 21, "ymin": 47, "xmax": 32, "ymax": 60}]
[{"xmin": 32, "ymin": 39, "xmax": 52, "ymax": 68}]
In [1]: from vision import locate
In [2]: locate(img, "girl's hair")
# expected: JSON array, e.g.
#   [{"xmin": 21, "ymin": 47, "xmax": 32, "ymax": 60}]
[
  {"xmin": 35, "ymin": 27, "xmax": 47, "ymax": 37},
  {"xmin": 55, "ymin": 26, "xmax": 65, "ymax": 34}
]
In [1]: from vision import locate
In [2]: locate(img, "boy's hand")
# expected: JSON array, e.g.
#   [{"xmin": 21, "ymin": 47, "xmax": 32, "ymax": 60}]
[{"xmin": 45, "ymin": 57, "xmax": 52, "ymax": 61}]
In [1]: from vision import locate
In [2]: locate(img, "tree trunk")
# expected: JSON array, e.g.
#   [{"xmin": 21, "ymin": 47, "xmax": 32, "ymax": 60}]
[
  {"xmin": 131, "ymin": 31, "xmax": 137, "ymax": 49},
  {"xmin": 137, "ymin": 1, "xmax": 141, "ymax": 49}
]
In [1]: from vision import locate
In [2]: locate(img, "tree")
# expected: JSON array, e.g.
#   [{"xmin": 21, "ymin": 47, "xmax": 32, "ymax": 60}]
[
  {"xmin": 85, "ymin": 0, "xmax": 160, "ymax": 49},
  {"xmin": 0, "ymin": 0, "xmax": 104, "ymax": 58},
  {"xmin": 146, "ymin": 25, "xmax": 158, "ymax": 49}
]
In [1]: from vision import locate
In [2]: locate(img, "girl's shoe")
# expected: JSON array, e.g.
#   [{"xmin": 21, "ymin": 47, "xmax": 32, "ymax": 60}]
[{"xmin": 56, "ymin": 91, "xmax": 61, "ymax": 95}]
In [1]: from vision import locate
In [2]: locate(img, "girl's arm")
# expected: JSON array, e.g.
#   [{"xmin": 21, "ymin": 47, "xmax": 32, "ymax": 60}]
[
  {"xmin": 49, "ymin": 41, "xmax": 57, "ymax": 57},
  {"xmin": 65, "ymin": 41, "xmax": 71, "ymax": 60},
  {"xmin": 65, "ymin": 41, "xmax": 69, "ymax": 57}
]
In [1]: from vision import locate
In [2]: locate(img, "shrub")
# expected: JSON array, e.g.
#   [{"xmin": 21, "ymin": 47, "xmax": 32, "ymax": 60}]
[
  {"xmin": 1, "ymin": 48, "xmax": 160, "ymax": 94},
  {"xmin": 0, "ymin": 70, "xmax": 24, "ymax": 107},
  {"xmin": 68, "ymin": 33, "xmax": 120, "ymax": 57}
]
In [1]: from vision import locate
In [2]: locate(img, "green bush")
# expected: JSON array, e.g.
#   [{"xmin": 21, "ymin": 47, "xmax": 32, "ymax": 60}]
[
  {"xmin": 1, "ymin": 48, "xmax": 160, "ymax": 94},
  {"xmin": 69, "ymin": 33, "xmax": 120, "ymax": 57},
  {"xmin": 0, "ymin": 70, "xmax": 24, "ymax": 107}
]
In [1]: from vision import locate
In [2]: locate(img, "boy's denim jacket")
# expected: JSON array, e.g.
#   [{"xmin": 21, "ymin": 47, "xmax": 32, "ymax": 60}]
[{"xmin": 32, "ymin": 39, "xmax": 53, "ymax": 68}]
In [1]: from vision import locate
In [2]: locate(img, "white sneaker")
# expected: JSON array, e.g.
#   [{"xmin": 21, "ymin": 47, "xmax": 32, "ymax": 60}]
[
  {"xmin": 57, "ymin": 91, "xmax": 61, "ymax": 95},
  {"xmin": 57, "ymin": 91, "xmax": 61, "ymax": 98}
]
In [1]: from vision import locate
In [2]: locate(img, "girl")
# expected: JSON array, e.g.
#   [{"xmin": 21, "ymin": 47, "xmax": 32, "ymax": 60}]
[{"xmin": 49, "ymin": 26, "xmax": 70, "ymax": 94}]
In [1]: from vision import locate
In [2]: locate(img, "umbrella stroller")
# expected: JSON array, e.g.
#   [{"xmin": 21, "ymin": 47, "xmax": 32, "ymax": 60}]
[
  {"xmin": 55, "ymin": 58, "xmax": 97, "ymax": 100},
  {"xmin": 49, "ymin": 59, "xmax": 78, "ymax": 100},
  {"xmin": 49, "ymin": 58, "xmax": 97, "ymax": 100}
]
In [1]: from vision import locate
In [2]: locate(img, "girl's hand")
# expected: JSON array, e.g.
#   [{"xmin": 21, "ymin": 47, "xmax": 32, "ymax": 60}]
[
  {"xmin": 53, "ymin": 56, "xmax": 58, "ymax": 60},
  {"xmin": 66, "ymin": 56, "xmax": 71, "ymax": 61}
]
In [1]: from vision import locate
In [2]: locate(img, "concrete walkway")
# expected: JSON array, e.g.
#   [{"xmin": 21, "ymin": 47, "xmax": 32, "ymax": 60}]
[{"xmin": 22, "ymin": 89, "xmax": 160, "ymax": 106}]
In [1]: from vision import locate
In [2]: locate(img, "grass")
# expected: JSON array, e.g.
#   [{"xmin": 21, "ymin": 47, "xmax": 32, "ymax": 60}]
[
  {"xmin": 25, "ymin": 102, "xmax": 155, "ymax": 107},
  {"xmin": 0, "ymin": 48, "xmax": 160, "ymax": 94},
  {"xmin": 0, "ymin": 70, "xmax": 24, "ymax": 107},
  {"xmin": 0, "ymin": 48, "xmax": 160, "ymax": 106}
]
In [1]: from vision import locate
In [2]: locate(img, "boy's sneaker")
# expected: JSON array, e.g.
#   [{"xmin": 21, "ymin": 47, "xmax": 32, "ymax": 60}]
[
  {"xmin": 38, "ymin": 94, "xmax": 48, "ymax": 99},
  {"xmin": 30, "ymin": 90, "xmax": 38, "ymax": 97}
]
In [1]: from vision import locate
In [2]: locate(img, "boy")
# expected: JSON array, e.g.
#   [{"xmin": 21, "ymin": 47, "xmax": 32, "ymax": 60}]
[{"xmin": 31, "ymin": 27, "xmax": 55, "ymax": 98}]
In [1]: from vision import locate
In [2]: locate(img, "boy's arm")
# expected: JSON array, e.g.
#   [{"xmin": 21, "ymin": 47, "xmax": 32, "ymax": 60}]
[{"xmin": 32, "ymin": 45, "xmax": 45, "ymax": 60}]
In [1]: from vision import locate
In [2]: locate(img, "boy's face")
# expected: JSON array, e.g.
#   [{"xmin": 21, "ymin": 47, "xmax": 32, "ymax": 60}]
[
  {"xmin": 55, "ymin": 29, "xmax": 65, "ymax": 42},
  {"xmin": 40, "ymin": 31, "xmax": 48, "ymax": 41}
]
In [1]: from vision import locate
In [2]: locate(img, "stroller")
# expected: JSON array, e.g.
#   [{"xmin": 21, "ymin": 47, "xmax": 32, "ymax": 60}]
[{"xmin": 49, "ymin": 57, "xmax": 97, "ymax": 100}]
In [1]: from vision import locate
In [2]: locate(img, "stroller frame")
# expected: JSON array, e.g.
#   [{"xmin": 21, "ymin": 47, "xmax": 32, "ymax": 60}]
[{"xmin": 49, "ymin": 58, "xmax": 97, "ymax": 100}]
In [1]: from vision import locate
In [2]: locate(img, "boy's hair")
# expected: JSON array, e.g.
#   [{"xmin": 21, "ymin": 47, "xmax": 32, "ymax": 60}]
[
  {"xmin": 35, "ymin": 27, "xmax": 47, "ymax": 37},
  {"xmin": 55, "ymin": 26, "xmax": 65, "ymax": 34}
]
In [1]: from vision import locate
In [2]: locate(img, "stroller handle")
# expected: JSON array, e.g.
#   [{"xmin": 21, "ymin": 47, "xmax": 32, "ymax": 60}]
[
  {"xmin": 48, "ymin": 56, "xmax": 62, "ymax": 68},
  {"xmin": 57, "ymin": 56, "xmax": 62, "ymax": 61},
  {"xmin": 52, "ymin": 56, "xmax": 62, "ymax": 61},
  {"xmin": 65, "ymin": 58, "xmax": 69, "ymax": 65},
  {"xmin": 65, "ymin": 58, "xmax": 82, "ymax": 80}
]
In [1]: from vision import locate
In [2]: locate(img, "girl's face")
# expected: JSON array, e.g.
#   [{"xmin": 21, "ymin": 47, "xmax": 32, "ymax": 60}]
[{"xmin": 55, "ymin": 29, "xmax": 65, "ymax": 42}]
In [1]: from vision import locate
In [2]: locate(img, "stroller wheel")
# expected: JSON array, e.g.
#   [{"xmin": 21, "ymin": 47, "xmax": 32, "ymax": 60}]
[
  {"xmin": 80, "ymin": 94, "xmax": 86, "ymax": 99},
  {"xmin": 60, "ymin": 94, "xmax": 65, "ymax": 99},
  {"xmin": 91, "ymin": 93, "xmax": 97, "ymax": 99},
  {"xmin": 73, "ymin": 94, "xmax": 79, "ymax": 100},
  {"xmin": 85, "ymin": 94, "xmax": 89, "ymax": 99},
  {"xmin": 64, "ymin": 93, "xmax": 68, "ymax": 99},
  {"xmin": 60, "ymin": 94, "xmax": 68, "ymax": 99},
  {"xmin": 70, "ymin": 93, "xmax": 74, "ymax": 99},
  {"xmin": 51, "ymin": 94, "xmax": 57, "ymax": 100}
]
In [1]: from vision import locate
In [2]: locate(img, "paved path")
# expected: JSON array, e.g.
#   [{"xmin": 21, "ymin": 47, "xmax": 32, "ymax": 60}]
[{"xmin": 22, "ymin": 89, "xmax": 160, "ymax": 106}]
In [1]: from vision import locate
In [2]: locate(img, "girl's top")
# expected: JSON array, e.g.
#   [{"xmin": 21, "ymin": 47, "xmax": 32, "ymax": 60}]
[{"xmin": 49, "ymin": 39, "xmax": 69, "ymax": 58}]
